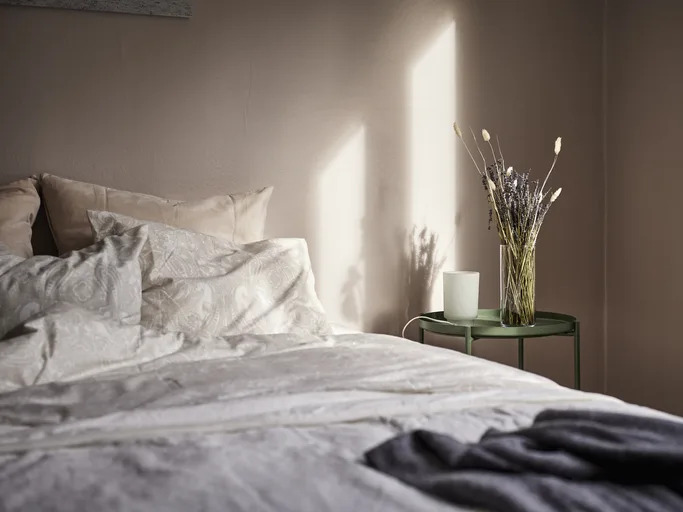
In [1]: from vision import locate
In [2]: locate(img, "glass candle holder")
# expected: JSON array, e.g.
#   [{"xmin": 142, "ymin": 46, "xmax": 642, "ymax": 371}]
[{"xmin": 443, "ymin": 271, "xmax": 480, "ymax": 321}]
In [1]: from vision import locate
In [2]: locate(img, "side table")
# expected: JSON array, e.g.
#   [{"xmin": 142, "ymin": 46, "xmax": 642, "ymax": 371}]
[{"xmin": 418, "ymin": 309, "xmax": 580, "ymax": 389}]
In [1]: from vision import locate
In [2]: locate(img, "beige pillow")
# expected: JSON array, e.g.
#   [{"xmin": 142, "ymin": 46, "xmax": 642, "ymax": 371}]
[
  {"xmin": 41, "ymin": 173, "xmax": 273, "ymax": 254},
  {"xmin": 0, "ymin": 178, "xmax": 41, "ymax": 258}
]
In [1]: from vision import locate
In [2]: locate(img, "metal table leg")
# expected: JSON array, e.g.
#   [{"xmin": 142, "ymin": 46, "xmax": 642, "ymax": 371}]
[
  {"xmin": 465, "ymin": 327, "xmax": 473, "ymax": 355},
  {"xmin": 574, "ymin": 321, "xmax": 581, "ymax": 390},
  {"xmin": 518, "ymin": 338, "xmax": 524, "ymax": 370}
]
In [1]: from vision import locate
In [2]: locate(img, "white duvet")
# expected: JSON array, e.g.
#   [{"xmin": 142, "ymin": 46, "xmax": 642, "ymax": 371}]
[{"xmin": 0, "ymin": 304, "xmax": 666, "ymax": 512}]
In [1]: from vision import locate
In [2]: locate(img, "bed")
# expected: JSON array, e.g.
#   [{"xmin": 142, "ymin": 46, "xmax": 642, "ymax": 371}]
[
  {"xmin": 1, "ymin": 302, "xmax": 663, "ymax": 512},
  {"xmin": 0, "ymin": 174, "xmax": 674, "ymax": 511}
]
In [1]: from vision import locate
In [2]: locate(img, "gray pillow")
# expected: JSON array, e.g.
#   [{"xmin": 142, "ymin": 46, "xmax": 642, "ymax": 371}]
[
  {"xmin": 0, "ymin": 226, "xmax": 148, "ymax": 340},
  {"xmin": 88, "ymin": 210, "xmax": 331, "ymax": 338}
]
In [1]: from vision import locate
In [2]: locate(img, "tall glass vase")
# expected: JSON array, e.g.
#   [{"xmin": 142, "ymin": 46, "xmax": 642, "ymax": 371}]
[{"xmin": 500, "ymin": 244, "xmax": 536, "ymax": 327}]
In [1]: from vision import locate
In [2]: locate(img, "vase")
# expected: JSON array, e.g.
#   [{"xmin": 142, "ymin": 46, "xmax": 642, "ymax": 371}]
[{"xmin": 500, "ymin": 244, "xmax": 536, "ymax": 327}]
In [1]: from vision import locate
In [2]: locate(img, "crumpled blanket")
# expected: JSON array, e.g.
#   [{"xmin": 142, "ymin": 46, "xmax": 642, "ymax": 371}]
[{"xmin": 365, "ymin": 408, "xmax": 683, "ymax": 512}]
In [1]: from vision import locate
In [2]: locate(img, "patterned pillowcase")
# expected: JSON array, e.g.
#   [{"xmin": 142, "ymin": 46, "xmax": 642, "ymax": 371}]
[
  {"xmin": 0, "ymin": 226, "xmax": 148, "ymax": 340},
  {"xmin": 88, "ymin": 210, "xmax": 331, "ymax": 338}
]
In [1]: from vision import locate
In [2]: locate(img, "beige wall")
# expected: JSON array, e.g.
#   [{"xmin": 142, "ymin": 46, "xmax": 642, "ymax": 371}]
[
  {"xmin": 451, "ymin": 0, "xmax": 604, "ymax": 392},
  {"xmin": 605, "ymin": 0, "xmax": 683, "ymax": 414},
  {"xmin": 0, "ymin": 0, "xmax": 605, "ymax": 392}
]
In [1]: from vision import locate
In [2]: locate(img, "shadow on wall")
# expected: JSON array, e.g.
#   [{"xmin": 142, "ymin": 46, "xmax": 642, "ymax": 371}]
[
  {"xmin": 366, "ymin": 225, "xmax": 447, "ymax": 337},
  {"xmin": 312, "ymin": 17, "xmax": 457, "ymax": 336},
  {"xmin": 340, "ymin": 263, "xmax": 364, "ymax": 324},
  {"xmin": 313, "ymin": 126, "xmax": 367, "ymax": 331},
  {"xmin": 401, "ymin": 226, "xmax": 447, "ymax": 339}
]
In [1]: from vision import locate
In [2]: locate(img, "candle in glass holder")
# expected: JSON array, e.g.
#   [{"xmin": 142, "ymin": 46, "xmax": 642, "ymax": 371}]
[{"xmin": 443, "ymin": 271, "xmax": 479, "ymax": 321}]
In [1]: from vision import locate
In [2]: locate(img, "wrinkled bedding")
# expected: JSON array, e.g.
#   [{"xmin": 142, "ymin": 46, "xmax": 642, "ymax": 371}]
[{"xmin": 0, "ymin": 304, "xmax": 668, "ymax": 512}]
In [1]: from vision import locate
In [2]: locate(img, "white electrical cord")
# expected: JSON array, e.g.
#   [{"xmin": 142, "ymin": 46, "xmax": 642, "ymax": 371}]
[{"xmin": 401, "ymin": 315, "xmax": 455, "ymax": 339}]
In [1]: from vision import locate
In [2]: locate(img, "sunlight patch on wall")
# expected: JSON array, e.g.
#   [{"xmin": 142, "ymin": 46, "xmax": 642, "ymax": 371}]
[
  {"xmin": 408, "ymin": 21, "xmax": 456, "ymax": 311},
  {"xmin": 315, "ymin": 127, "xmax": 366, "ymax": 331}
]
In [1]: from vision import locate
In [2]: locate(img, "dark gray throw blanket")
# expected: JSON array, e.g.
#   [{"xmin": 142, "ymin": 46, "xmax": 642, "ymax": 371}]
[{"xmin": 364, "ymin": 409, "xmax": 683, "ymax": 512}]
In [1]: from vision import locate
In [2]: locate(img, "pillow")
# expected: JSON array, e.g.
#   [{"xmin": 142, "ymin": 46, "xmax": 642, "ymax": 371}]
[
  {"xmin": 40, "ymin": 173, "xmax": 274, "ymax": 254},
  {"xmin": 0, "ymin": 225, "xmax": 148, "ymax": 340},
  {"xmin": 88, "ymin": 210, "xmax": 331, "ymax": 338},
  {"xmin": 0, "ymin": 177, "xmax": 41, "ymax": 258}
]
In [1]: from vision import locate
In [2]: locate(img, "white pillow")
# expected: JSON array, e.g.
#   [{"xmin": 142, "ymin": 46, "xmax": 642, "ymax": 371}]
[
  {"xmin": 88, "ymin": 210, "xmax": 331, "ymax": 338},
  {"xmin": 0, "ymin": 226, "xmax": 148, "ymax": 340}
]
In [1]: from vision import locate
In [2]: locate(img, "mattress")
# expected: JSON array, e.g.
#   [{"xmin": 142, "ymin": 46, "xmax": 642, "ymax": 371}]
[{"xmin": 0, "ymin": 304, "xmax": 666, "ymax": 512}]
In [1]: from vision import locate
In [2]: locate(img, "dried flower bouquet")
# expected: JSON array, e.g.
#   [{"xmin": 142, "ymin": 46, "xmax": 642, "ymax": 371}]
[{"xmin": 453, "ymin": 124, "xmax": 563, "ymax": 326}]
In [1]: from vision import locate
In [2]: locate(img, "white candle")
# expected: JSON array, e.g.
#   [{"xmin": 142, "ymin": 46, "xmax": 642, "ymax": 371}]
[{"xmin": 443, "ymin": 271, "xmax": 480, "ymax": 321}]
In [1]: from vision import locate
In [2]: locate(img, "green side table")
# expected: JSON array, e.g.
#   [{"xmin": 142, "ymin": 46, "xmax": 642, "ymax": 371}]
[{"xmin": 418, "ymin": 309, "xmax": 580, "ymax": 390}]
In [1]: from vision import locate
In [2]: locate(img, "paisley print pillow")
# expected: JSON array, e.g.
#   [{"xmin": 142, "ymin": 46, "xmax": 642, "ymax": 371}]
[
  {"xmin": 88, "ymin": 210, "xmax": 331, "ymax": 338},
  {"xmin": 0, "ymin": 226, "xmax": 148, "ymax": 340}
]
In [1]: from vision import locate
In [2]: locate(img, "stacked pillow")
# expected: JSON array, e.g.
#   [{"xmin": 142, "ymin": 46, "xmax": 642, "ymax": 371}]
[
  {"xmin": 0, "ymin": 174, "xmax": 273, "ymax": 258},
  {"xmin": 0, "ymin": 174, "xmax": 330, "ymax": 339}
]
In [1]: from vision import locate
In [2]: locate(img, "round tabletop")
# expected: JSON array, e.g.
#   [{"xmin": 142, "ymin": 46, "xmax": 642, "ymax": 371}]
[{"xmin": 419, "ymin": 309, "xmax": 577, "ymax": 338}]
